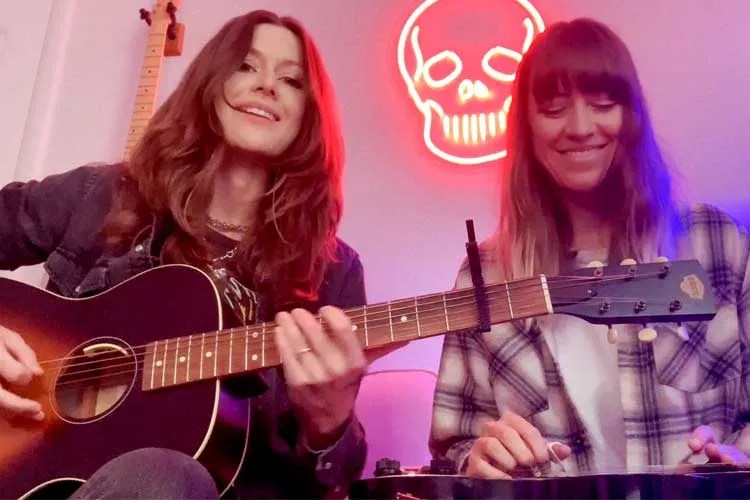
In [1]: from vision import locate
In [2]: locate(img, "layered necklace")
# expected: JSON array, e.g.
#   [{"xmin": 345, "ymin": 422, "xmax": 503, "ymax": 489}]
[{"xmin": 207, "ymin": 216, "xmax": 250, "ymax": 234}]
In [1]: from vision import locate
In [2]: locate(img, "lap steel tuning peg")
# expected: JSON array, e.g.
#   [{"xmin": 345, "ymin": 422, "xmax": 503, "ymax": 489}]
[
  {"xmin": 675, "ymin": 323, "xmax": 690, "ymax": 341},
  {"xmin": 638, "ymin": 326, "xmax": 658, "ymax": 343},
  {"xmin": 606, "ymin": 325, "xmax": 618, "ymax": 344}
]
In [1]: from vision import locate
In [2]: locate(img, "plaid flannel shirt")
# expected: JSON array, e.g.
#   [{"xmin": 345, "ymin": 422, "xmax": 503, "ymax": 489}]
[{"xmin": 430, "ymin": 203, "xmax": 750, "ymax": 473}]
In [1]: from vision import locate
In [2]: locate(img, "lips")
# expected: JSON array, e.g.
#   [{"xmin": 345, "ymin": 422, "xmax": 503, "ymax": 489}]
[
  {"xmin": 557, "ymin": 144, "xmax": 609, "ymax": 163},
  {"xmin": 230, "ymin": 101, "xmax": 280, "ymax": 121},
  {"xmin": 558, "ymin": 144, "xmax": 607, "ymax": 154}
]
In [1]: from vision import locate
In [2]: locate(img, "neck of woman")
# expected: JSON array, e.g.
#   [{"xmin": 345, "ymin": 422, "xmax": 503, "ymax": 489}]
[
  {"xmin": 207, "ymin": 150, "xmax": 271, "ymax": 239},
  {"xmin": 559, "ymin": 186, "xmax": 613, "ymax": 252}
]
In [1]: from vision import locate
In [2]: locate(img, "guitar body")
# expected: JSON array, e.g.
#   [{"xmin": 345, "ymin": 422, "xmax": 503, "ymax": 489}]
[{"xmin": 0, "ymin": 265, "xmax": 250, "ymax": 499}]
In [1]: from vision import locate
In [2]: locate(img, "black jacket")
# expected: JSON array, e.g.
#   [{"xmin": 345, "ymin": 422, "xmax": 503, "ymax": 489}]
[{"xmin": 0, "ymin": 163, "xmax": 368, "ymax": 498}]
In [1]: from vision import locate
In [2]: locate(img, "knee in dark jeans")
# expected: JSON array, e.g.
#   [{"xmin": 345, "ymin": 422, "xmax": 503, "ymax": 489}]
[{"xmin": 70, "ymin": 447, "xmax": 219, "ymax": 499}]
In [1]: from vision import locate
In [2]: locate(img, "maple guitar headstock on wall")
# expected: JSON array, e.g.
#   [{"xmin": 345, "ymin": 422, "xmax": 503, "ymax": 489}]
[{"xmin": 124, "ymin": 1, "xmax": 186, "ymax": 160}]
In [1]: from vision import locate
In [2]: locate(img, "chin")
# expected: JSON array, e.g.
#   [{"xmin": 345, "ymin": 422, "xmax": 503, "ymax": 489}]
[
  {"xmin": 564, "ymin": 182, "xmax": 604, "ymax": 193},
  {"xmin": 558, "ymin": 171, "xmax": 610, "ymax": 193},
  {"xmin": 227, "ymin": 139, "xmax": 284, "ymax": 157}
]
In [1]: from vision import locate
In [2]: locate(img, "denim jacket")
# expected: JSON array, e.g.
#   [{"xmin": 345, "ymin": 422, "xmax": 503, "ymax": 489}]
[{"xmin": 0, "ymin": 162, "xmax": 368, "ymax": 498}]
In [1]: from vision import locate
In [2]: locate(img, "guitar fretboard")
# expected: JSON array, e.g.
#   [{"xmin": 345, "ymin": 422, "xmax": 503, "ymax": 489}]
[
  {"xmin": 123, "ymin": 17, "xmax": 169, "ymax": 159},
  {"xmin": 142, "ymin": 276, "xmax": 551, "ymax": 391}
]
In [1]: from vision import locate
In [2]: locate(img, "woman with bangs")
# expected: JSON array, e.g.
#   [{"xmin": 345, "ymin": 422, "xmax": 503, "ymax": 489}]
[
  {"xmin": 431, "ymin": 18, "xmax": 750, "ymax": 478},
  {"xmin": 0, "ymin": 10, "xmax": 372, "ymax": 499}
]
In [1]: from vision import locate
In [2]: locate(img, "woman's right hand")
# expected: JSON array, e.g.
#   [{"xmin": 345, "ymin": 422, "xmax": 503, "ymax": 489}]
[
  {"xmin": 466, "ymin": 410, "xmax": 571, "ymax": 478},
  {"xmin": 0, "ymin": 327, "xmax": 44, "ymax": 421}
]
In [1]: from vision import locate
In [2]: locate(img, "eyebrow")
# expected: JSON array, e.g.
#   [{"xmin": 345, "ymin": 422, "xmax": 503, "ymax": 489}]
[{"xmin": 246, "ymin": 48, "xmax": 303, "ymax": 70}]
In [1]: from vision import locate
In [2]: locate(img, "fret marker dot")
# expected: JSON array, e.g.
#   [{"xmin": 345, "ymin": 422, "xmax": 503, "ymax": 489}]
[
  {"xmin": 252, "ymin": 354, "xmax": 258, "ymax": 361},
  {"xmin": 179, "ymin": 356, "xmax": 186, "ymax": 363},
  {"xmin": 206, "ymin": 351, "xmax": 213, "ymax": 358},
  {"xmin": 252, "ymin": 331, "xmax": 259, "ymax": 338},
  {"xmin": 155, "ymin": 361, "xmax": 163, "ymax": 367},
  {"xmin": 401, "ymin": 315, "xmax": 408, "ymax": 322},
  {"xmin": 352, "ymin": 325, "xmax": 358, "ymax": 331}
]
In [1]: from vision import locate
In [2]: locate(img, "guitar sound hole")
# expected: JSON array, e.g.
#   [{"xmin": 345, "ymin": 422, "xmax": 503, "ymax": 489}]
[{"xmin": 53, "ymin": 340, "xmax": 137, "ymax": 422}]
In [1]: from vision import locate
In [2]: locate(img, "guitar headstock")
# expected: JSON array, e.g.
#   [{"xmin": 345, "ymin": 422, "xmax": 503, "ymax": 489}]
[
  {"xmin": 139, "ymin": 0, "xmax": 184, "ymax": 56},
  {"xmin": 140, "ymin": 0, "xmax": 178, "ymax": 25},
  {"xmin": 549, "ymin": 259, "xmax": 717, "ymax": 326}
]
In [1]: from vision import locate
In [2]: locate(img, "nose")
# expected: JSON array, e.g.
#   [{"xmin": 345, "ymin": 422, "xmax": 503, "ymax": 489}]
[
  {"xmin": 458, "ymin": 79, "xmax": 491, "ymax": 103},
  {"xmin": 565, "ymin": 100, "xmax": 596, "ymax": 138},
  {"xmin": 252, "ymin": 68, "xmax": 277, "ymax": 97}
]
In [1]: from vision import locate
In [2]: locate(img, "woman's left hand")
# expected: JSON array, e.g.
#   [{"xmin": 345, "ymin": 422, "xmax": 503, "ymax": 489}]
[{"xmin": 275, "ymin": 306, "xmax": 366, "ymax": 449}]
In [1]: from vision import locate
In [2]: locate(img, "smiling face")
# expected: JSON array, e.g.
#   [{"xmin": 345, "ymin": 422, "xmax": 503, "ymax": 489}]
[
  {"xmin": 215, "ymin": 23, "xmax": 307, "ymax": 157},
  {"xmin": 529, "ymin": 88, "xmax": 623, "ymax": 192}
]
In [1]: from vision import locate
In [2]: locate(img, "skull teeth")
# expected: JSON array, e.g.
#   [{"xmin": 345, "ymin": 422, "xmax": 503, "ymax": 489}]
[{"xmin": 442, "ymin": 111, "xmax": 507, "ymax": 144}]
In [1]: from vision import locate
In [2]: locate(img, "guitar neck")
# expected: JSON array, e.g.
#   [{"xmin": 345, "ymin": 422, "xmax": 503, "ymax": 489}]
[
  {"xmin": 122, "ymin": 19, "xmax": 169, "ymax": 160},
  {"xmin": 142, "ymin": 276, "xmax": 552, "ymax": 391}
]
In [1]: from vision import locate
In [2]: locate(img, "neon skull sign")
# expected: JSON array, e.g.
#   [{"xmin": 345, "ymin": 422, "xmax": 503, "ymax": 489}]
[{"xmin": 397, "ymin": 0, "xmax": 545, "ymax": 165}]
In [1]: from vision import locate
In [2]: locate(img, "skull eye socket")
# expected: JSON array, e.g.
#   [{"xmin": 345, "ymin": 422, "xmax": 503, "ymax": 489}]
[
  {"xmin": 423, "ymin": 50, "xmax": 463, "ymax": 89},
  {"xmin": 482, "ymin": 46, "xmax": 523, "ymax": 83}
]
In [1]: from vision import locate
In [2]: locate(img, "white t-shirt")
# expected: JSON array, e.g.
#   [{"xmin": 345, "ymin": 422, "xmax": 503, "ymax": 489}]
[{"xmin": 541, "ymin": 249, "xmax": 627, "ymax": 472}]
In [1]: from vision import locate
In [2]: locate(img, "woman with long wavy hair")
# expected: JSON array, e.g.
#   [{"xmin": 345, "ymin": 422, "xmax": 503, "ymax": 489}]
[
  {"xmin": 430, "ymin": 18, "xmax": 750, "ymax": 480},
  {"xmin": 0, "ymin": 10, "xmax": 371, "ymax": 498}
]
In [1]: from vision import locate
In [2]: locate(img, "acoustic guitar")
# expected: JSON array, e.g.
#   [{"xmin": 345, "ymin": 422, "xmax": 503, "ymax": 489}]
[{"xmin": 0, "ymin": 258, "xmax": 718, "ymax": 498}]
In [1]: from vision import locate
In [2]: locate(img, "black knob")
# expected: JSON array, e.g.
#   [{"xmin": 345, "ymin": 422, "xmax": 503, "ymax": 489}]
[
  {"xmin": 430, "ymin": 456, "xmax": 457, "ymax": 475},
  {"xmin": 374, "ymin": 458, "xmax": 402, "ymax": 477}
]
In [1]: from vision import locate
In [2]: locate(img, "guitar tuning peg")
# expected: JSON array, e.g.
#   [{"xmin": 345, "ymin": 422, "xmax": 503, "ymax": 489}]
[
  {"xmin": 638, "ymin": 327, "xmax": 658, "ymax": 343},
  {"xmin": 675, "ymin": 323, "xmax": 690, "ymax": 341},
  {"xmin": 620, "ymin": 258, "xmax": 637, "ymax": 266},
  {"xmin": 606, "ymin": 326, "xmax": 618, "ymax": 344},
  {"xmin": 586, "ymin": 260, "xmax": 605, "ymax": 268},
  {"xmin": 655, "ymin": 256, "xmax": 670, "ymax": 263}
]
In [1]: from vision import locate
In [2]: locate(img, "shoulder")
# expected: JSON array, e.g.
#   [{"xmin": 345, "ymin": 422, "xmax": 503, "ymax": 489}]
[
  {"xmin": 45, "ymin": 161, "xmax": 125, "ymax": 184},
  {"xmin": 29, "ymin": 161, "xmax": 127, "ymax": 200},
  {"xmin": 316, "ymin": 237, "xmax": 366, "ymax": 308},
  {"xmin": 317, "ymin": 237, "xmax": 365, "ymax": 289},
  {"xmin": 680, "ymin": 202, "xmax": 748, "ymax": 232},
  {"xmin": 678, "ymin": 202, "xmax": 749, "ymax": 281},
  {"xmin": 331, "ymin": 237, "xmax": 363, "ymax": 272},
  {"xmin": 679, "ymin": 202, "xmax": 748, "ymax": 249}
]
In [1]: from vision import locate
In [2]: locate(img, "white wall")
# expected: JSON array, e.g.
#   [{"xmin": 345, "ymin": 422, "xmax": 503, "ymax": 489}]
[{"xmin": 2, "ymin": 0, "xmax": 749, "ymax": 375}]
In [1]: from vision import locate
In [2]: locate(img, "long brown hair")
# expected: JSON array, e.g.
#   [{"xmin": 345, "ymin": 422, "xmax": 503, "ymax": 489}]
[
  {"xmin": 494, "ymin": 18, "xmax": 680, "ymax": 279},
  {"xmin": 107, "ymin": 10, "xmax": 345, "ymax": 310}
]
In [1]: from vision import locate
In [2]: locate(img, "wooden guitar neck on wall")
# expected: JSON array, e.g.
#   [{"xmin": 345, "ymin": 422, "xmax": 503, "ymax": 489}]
[{"xmin": 123, "ymin": 0, "xmax": 185, "ymax": 160}]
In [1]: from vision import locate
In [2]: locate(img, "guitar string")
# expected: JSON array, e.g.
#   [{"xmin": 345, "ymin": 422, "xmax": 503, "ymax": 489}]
[
  {"xmin": 49, "ymin": 299, "xmax": 546, "ymax": 389},
  {"xmin": 535, "ymin": 461, "xmax": 748, "ymax": 476},
  {"xmin": 52, "ymin": 295, "xmax": 689, "ymax": 390},
  {"xmin": 48, "ymin": 304, "xmax": 689, "ymax": 388},
  {"xmin": 34, "ymin": 282, "xmax": 583, "ymax": 368},
  {"xmin": 38, "ymin": 269, "xmax": 682, "ymax": 370},
  {"xmin": 47, "ymin": 285, "xmax": 681, "ymax": 382}
]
